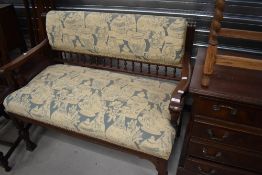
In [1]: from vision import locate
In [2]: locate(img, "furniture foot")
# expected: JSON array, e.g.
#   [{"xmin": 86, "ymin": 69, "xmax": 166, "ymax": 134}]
[
  {"xmin": 12, "ymin": 119, "xmax": 37, "ymax": 152},
  {"xmin": 154, "ymin": 159, "xmax": 168, "ymax": 175},
  {"xmin": 0, "ymin": 152, "xmax": 11, "ymax": 172},
  {"xmin": 25, "ymin": 140, "xmax": 37, "ymax": 151}
]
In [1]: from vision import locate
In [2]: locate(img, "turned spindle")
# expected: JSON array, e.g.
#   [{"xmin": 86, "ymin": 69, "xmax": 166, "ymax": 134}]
[{"xmin": 202, "ymin": 0, "xmax": 225, "ymax": 87}]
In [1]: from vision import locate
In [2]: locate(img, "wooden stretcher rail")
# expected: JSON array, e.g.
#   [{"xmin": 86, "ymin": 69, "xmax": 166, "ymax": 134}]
[
  {"xmin": 219, "ymin": 28, "xmax": 262, "ymax": 42},
  {"xmin": 216, "ymin": 54, "xmax": 262, "ymax": 71}
]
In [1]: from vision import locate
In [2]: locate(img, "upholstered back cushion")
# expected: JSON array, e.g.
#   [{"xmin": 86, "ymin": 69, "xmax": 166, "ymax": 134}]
[{"xmin": 46, "ymin": 10, "xmax": 187, "ymax": 66}]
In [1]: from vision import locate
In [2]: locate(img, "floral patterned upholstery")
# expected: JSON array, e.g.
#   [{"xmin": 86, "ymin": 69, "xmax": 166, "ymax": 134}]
[
  {"xmin": 46, "ymin": 11, "xmax": 187, "ymax": 66},
  {"xmin": 3, "ymin": 64, "xmax": 177, "ymax": 159}
]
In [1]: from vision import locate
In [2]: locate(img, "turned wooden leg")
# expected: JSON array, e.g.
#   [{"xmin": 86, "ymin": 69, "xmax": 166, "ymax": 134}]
[
  {"xmin": 154, "ymin": 159, "xmax": 168, "ymax": 175},
  {"xmin": 0, "ymin": 152, "xmax": 11, "ymax": 172},
  {"xmin": 12, "ymin": 118, "xmax": 37, "ymax": 151}
]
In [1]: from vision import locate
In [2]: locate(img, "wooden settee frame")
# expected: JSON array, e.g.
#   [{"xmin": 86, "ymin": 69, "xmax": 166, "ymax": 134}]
[{"xmin": 0, "ymin": 5, "xmax": 195, "ymax": 175}]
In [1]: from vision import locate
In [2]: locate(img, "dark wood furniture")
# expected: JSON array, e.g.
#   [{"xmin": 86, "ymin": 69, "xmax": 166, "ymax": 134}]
[
  {"xmin": 0, "ymin": 85, "xmax": 22, "ymax": 172},
  {"xmin": 0, "ymin": 4, "xmax": 54, "ymax": 88},
  {"xmin": 0, "ymin": 5, "xmax": 38, "ymax": 171},
  {"xmin": 0, "ymin": 4, "xmax": 27, "ymax": 66},
  {"xmin": 0, "ymin": 57, "xmax": 35, "ymax": 172},
  {"xmin": 177, "ymin": 47, "xmax": 262, "ymax": 175},
  {"xmin": 22, "ymin": 0, "xmax": 55, "ymax": 46},
  {"xmin": 0, "ymin": 114, "xmax": 32, "ymax": 172},
  {"xmin": 202, "ymin": 0, "xmax": 262, "ymax": 86},
  {"xmin": 0, "ymin": 8, "xmax": 195, "ymax": 174},
  {"xmin": 0, "ymin": 109, "xmax": 12, "ymax": 171},
  {"xmin": 0, "ymin": 5, "xmax": 25, "ymax": 170},
  {"xmin": 0, "ymin": 68, "xmax": 36, "ymax": 172}
]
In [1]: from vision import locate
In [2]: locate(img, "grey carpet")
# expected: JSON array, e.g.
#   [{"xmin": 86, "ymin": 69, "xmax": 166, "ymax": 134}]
[{"xmin": 0, "ymin": 113, "xmax": 189, "ymax": 175}]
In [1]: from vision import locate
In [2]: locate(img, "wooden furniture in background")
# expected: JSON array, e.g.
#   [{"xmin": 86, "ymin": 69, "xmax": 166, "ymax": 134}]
[
  {"xmin": 0, "ymin": 6, "xmax": 26, "ymax": 164},
  {"xmin": 202, "ymin": 0, "xmax": 262, "ymax": 86},
  {"xmin": 0, "ymin": 4, "xmax": 52, "ymax": 88},
  {"xmin": 22, "ymin": 0, "xmax": 55, "ymax": 46},
  {"xmin": 0, "ymin": 5, "xmax": 47, "ymax": 171},
  {"xmin": 0, "ymin": 82, "xmax": 25, "ymax": 172},
  {"xmin": 177, "ymin": 47, "xmax": 262, "ymax": 175},
  {"xmin": 0, "ymin": 106, "xmax": 32, "ymax": 172},
  {"xmin": 0, "ymin": 4, "xmax": 27, "ymax": 66}
]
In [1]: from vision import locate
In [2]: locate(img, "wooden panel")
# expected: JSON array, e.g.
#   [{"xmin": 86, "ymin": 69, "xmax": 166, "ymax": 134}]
[
  {"xmin": 188, "ymin": 138, "xmax": 262, "ymax": 173},
  {"xmin": 0, "ymin": 4, "xmax": 26, "ymax": 51},
  {"xmin": 184, "ymin": 158, "xmax": 260, "ymax": 175},
  {"xmin": 177, "ymin": 167, "xmax": 196, "ymax": 175},
  {"xmin": 190, "ymin": 48, "xmax": 262, "ymax": 106},
  {"xmin": 183, "ymin": 46, "xmax": 262, "ymax": 175},
  {"xmin": 193, "ymin": 96, "xmax": 262, "ymax": 128},
  {"xmin": 216, "ymin": 54, "xmax": 262, "ymax": 71},
  {"xmin": 191, "ymin": 118, "xmax": 262, "ymax": 152},
  {"xmin": 219, "ymin": 28, "xmax": 262, "ymax": 42}
]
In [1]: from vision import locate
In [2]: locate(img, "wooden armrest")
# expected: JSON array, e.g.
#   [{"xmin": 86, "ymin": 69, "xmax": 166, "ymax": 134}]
[
  {"xmin": 169, "ymin": 54, "xmax": 192, "ymax": 113},
  {"xmin": 0, "ymin": 39, "xmax": 49, "ymax": 74}
]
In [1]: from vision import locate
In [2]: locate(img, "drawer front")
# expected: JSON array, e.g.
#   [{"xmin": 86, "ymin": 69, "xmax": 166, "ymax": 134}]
[
  {"xmin": 191, "ymin": 120, "xmax": 262, "ymax": 152},
  {"xmin": 188, "ymin": 139, "xmax": 262, "ymax": 173},
  {"xmin": 177, "ymin": 167, "xmax": 195, "ymax": 175},
  {"xmin": 194, "ymin": 96, "xmax": 262, "ymax": 128},
  {"xmin": 184, "ymin": 158, "xmax": 259, "ymax": 175}
]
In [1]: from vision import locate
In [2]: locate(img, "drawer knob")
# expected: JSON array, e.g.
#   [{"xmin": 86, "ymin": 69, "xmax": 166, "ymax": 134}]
[
  {"xmin": 212, "ymin": 104, "xmax": 238, "ymax": 115},
  {"xmin": 202, "ymin": 147, "xmax": 222, "ymax": 159},
  {"xmin": 198, "ymin": 166, "xmax": 216, "ymax": 175},
  {"xmin": 207, "ymin": 129, "xmax": 229, "ymax": 141}
]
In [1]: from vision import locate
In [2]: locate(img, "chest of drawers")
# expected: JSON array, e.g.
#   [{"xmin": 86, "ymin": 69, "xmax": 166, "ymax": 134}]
[{"xmin": 177, "ymin": 48, "xmax": 262, "ymax": 175}]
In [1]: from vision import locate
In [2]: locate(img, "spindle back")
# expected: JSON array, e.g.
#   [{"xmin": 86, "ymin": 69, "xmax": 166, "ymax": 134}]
[{"xmin": 45, "ymin": 10, "xmax": 195, "ymax": 81}]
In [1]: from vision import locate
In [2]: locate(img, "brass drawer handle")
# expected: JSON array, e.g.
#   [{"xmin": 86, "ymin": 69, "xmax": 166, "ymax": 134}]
[
  {"xmin": 207, "ymin": 129, "xmax": 229, "ymax": 141},
  {"xmin": 212, "ymin": 104, "xmax": 238, "ymax": 115},
  {"xmin": 202, "ymin": 147, "xmax": 222, "ymax": 159},
  {"xmin": 198, "ymin": 167, "xmax": 216, "ymax": 175}
]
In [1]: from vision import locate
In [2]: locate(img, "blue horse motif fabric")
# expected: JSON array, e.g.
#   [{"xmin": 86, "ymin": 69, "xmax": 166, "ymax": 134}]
[
  {"xmin": 46, "ymin": 11, "xmax": 187, "ymax": 66},
  {"xmin": 4, "ymin": 64, "xmax": 177, "ymax": 159}
]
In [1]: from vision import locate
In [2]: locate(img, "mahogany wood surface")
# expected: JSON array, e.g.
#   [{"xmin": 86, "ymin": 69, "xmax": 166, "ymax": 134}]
[
  {"xmin": 192, "ymin": 116, "xmax": 262, "ymax": 152},
  {"xmin": 177, "ymin": 47, "xmax": 262, "ymax": 175},
  {"xmin": 191, "ymin": 48, "xmax": 262, "ymax": 106},
  {"xmin": 193, "ymin": 97, "xmax": 262, "ymax": 128},
  {"xmin": 188, "ymin": 138, "xmax": 262, "ymax": 172},
  {"xmin": 202, "ymin": 0, "xmax": 262, "ymax": 87},
  {"xmin": 183, "ymin": 158, "xmax": 259, "ymax": 175}
]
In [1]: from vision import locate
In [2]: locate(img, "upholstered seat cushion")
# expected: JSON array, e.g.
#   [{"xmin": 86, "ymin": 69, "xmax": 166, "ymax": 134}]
[{"xmin": 3, "ymin": 64, "xmax": 176, "ymax": 159}]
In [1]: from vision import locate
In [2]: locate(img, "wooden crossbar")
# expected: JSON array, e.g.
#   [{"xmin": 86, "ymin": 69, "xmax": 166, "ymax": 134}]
[
  {"xmin": 219, "ymin": 28, "xmax": 262, "ymax": 42},
  {"xmin": 216, "ymin": 54, "xmax": 262, "ymax": 71}
]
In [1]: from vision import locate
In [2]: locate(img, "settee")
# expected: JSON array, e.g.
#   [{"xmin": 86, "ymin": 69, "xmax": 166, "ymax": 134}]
[{"xmin": 1, "ymin": 10, "xmax": 195, "ymax": 175}]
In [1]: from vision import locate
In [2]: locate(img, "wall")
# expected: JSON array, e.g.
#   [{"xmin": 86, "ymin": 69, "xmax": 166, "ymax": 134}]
[{"xmin": 1, "ymin": 0, "xmax": 261, "ymax": 57}]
